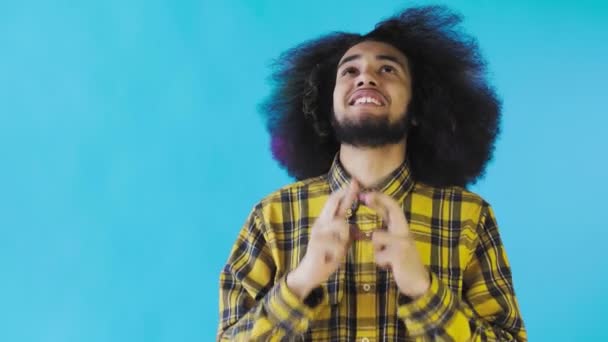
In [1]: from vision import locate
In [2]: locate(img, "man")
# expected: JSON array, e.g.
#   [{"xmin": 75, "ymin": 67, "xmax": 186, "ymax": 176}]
[{"xmin": 218, "ymin": 6, "xmax": 526, "ymax": 341}]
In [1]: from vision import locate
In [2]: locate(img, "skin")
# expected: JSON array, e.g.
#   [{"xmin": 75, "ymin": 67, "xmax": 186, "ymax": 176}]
[
  {"xmin": 287, "ymin": 41, "xmax": 431, "ymax": 301},
  {"xmin": 332, "ymin": 40, "xmax": 412, "ymax": 129}
]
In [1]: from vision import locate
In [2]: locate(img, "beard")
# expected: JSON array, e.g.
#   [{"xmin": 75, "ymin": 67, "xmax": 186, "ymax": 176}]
[{"xmin": 331, "ymin": 110, "xmax": 411, "ymax": 148}]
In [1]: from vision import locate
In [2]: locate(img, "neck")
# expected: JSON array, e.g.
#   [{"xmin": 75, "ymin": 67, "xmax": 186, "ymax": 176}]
[{"xmin": 339, "ymin": 140, "xmax": 407, "ymax": 189}]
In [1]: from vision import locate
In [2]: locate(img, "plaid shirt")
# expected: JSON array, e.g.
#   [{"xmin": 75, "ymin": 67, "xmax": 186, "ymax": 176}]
[{"xmin": 218, "ymin": 157, "xmax": 526, "ymax": 341}]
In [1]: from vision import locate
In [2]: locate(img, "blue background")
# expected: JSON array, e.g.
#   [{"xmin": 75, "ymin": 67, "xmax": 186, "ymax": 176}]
[{"xmin": 1, "ymin": 0, "xmax": 606, "ymax": 341}]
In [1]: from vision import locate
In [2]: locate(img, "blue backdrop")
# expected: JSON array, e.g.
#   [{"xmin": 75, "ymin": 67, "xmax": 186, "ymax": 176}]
[{"xmin": 1, "ymin": 0, "xmax": 606, "ymax": 341}]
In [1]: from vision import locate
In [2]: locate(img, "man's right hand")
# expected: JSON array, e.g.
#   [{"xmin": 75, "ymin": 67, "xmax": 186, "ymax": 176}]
[{"xmin": 286, "ymin": 180, "xmax": 360, "ymax": 300}]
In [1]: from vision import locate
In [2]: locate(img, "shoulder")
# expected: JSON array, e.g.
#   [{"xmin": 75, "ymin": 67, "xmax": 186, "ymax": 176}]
[
  {"xmin": 413, "ymin": 181, "xmax": 488, "ymax": 204},
  {"xmin": 251, "ymin": 174, "xmax": 331, "ymax": 216},
  {"xmin": 412, "ymin": 181, "xmax": 491, "ymax": 218}
]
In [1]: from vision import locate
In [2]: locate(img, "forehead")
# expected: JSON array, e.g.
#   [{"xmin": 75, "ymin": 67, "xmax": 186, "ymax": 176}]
[{"xmin": 339, "ymin": 41, "xmax": 408, "ymax": 65}]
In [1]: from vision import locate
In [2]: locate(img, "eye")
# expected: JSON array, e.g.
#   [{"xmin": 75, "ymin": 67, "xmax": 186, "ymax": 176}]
[
  {"xmin": 341, "ymin": 66, "xmax": 358, "ymax": 76},
  {"xmin": 381, "ymin": 65, "xmax": 396, "ymax": 73}
]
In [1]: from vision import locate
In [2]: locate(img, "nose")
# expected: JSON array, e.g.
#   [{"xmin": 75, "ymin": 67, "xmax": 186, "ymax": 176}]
[{"xmin": 356, "ymin": 69, "xmax": 378, "ymax": 87}]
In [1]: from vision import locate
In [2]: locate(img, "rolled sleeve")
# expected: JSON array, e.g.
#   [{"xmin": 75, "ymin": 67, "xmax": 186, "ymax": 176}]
[
  {"xmin": 398, "ymin": 272, "xmax": 460, "ymax": 337},
  {"xmin": 263, "ymin": 277, "xmax": 325, "ymax": 334}
]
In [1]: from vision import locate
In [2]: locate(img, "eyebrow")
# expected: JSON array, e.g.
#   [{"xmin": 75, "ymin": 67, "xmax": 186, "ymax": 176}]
[{"xmin": 337, "ymin": 54, "xmax": 408, "ymax": 71}]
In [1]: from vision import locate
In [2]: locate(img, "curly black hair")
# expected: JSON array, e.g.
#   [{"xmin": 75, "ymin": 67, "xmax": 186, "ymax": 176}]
[{"xmin": 260, "ymin": 5, "xmax": 500, "ymax": 188}]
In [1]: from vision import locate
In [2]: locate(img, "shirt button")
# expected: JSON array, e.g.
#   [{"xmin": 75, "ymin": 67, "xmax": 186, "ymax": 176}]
[
  {"xmin": 362, "ymin": 283, "xmax": 371, "ymax": 292},
  {"xmin": 361, "ymin": 338, "xmax": 370, "ymax": 342}
]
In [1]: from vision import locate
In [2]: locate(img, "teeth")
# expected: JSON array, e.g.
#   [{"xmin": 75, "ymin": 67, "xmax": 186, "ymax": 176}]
[{"xmin": 354, "ymin": 97, "xmax": 382, "ymax": 105}]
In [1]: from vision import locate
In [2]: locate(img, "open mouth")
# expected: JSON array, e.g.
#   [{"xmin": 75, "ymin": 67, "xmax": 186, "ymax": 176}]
[{"xmin": 348, "ymin": 90, "xmax": 387, "ymax": 106}]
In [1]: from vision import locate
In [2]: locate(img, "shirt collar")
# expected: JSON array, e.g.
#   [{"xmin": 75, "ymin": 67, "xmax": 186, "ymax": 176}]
[{"xmin": 327, "ymin": 153, "xmax": 415, "ymax": 203}]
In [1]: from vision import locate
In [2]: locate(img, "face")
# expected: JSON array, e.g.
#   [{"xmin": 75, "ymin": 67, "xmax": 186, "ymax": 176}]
[{"xmin": 332, "ymin": 40, "xmax": 413, "ymax": 147}]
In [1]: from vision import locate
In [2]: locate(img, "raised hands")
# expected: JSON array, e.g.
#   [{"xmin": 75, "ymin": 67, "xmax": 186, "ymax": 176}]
[{"xmin": 288, "ymin": 181, "xmax": 430, "ymax": 301}]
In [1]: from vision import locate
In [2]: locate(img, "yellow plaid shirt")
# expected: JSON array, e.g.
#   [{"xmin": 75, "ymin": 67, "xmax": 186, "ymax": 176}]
[{"xmin": 218, "ymin": 157, "xmax": 526, "ymax": 341}]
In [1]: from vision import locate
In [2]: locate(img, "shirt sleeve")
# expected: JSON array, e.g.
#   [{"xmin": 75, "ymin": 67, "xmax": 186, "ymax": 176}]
[
  {"xmin": 217, "ymin": 207, "xmax": 326, "ymax": 341},
  {"xmin": 397, "ymin": 203, "xmax": 527, "ymax": 341}
]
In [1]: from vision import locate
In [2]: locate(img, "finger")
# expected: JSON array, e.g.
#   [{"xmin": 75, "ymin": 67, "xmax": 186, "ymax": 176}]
[
  {"xmin": 323, "ymin": 240, "xmax": 349, "ymax": 263},
  {"xmin": 319, "ymin": 221, "xmax": 349, "ymax": 244},
  {"xmin": 360, "ymin": 192, "xmax": 409, "ymax": 236},
  {"xmin": 371, "ymin": 230, "xmax": 392, "ymax": 249},
  {"xmin": 335, "ymin": 179, "xmax": 360, "ymax": 218},
  {"xmin": 320, "ymin": 225, "xmax": 352, "ymax": 248},
  {"xmin": 319, "ymin": 187, "xmax": 347, "ymax": 221},
  {"xmin": 327, "ymin": 219, "xmax": 350, "ymax": 243},
  {"xmin": 374, "ymin": 249, "xmax": 391, "ymax": 269}
]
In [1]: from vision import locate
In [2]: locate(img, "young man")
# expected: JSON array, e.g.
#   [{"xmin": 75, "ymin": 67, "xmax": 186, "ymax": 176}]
[{"xmin": 218, "ymin": 6, "xmax": 526, "ymax": 341}]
